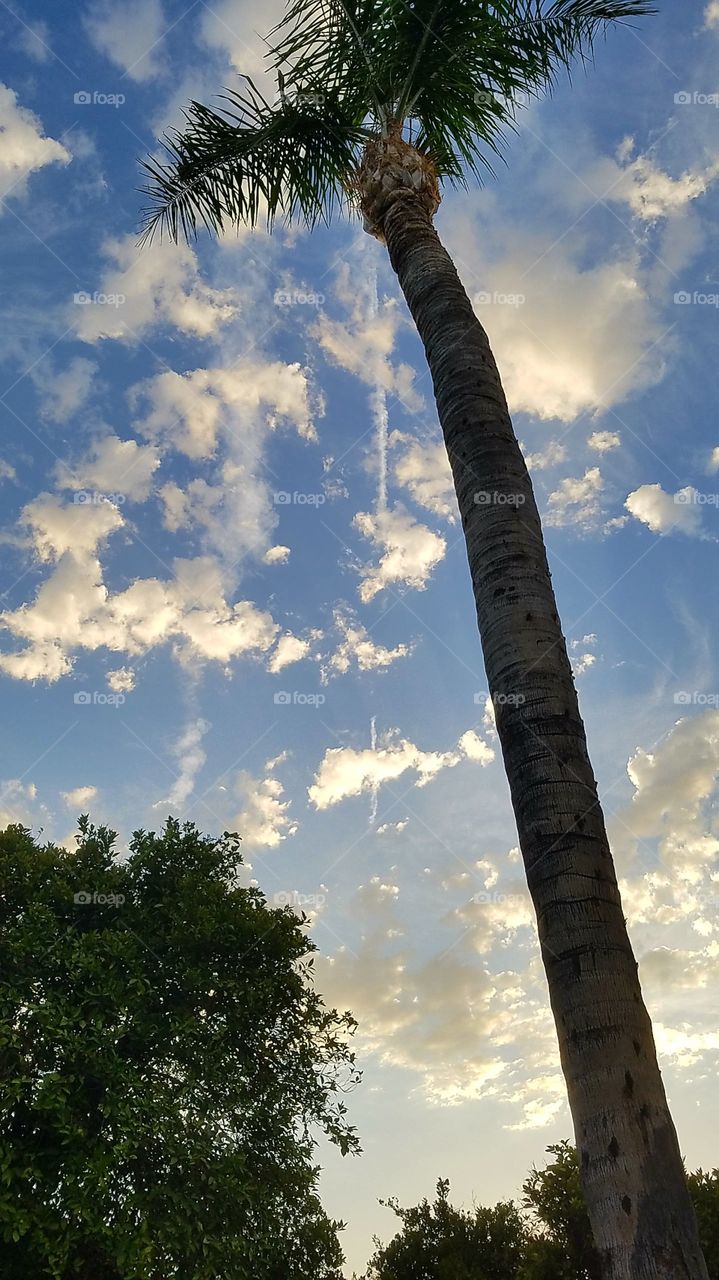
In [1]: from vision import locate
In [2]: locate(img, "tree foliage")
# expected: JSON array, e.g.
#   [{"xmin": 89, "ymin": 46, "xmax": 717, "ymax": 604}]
[
  {"xmin": 364, "ymin": 1176, "xmax": 529, "ymax": 1279},
  {"xmin": 364, "ymin": 1145, "xmax": 719, "ymax": 1280},
  {"xmin": 0, "ymin": 818, "xmax": 359, "ymax": 1279},
  {"xmin": 140, "ymin": 0, "xmax": 655, "ymax": 241},
  {"xmin": 688, "ymin": 1170, "xmax": 719, "ymax": 1280}
]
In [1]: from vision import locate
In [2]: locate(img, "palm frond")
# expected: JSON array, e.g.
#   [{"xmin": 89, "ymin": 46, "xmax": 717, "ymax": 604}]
[
  {"xmin": 270, "ymin": 0, "xmax": 656, "ymax": 178},
  {"xmin": 141, "ymin": 0, "xmax": 655, "ymax": 242},
  {"xmin": 139, "ymin": 78, "xmax": 369, "ymax": 243}
]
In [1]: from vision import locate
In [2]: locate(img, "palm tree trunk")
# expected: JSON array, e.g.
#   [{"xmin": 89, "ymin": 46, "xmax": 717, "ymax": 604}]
[{"xmin": 378, "ymin": 189, "xmax": 708, "ymax": 1280}]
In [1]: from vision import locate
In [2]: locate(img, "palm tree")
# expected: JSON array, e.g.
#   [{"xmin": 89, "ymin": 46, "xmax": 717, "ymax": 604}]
[{"xmin": 140, "ymin": 3, "xmax": 708, "ymax": 1276}]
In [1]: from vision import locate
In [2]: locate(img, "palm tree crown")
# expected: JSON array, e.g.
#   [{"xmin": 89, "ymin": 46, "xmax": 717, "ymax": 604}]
[{"xmin": 140, "ymin": 0, "xmax": 654, "ymax": 243}]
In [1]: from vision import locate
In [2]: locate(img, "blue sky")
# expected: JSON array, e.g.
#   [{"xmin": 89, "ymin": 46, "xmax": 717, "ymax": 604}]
[{"xmin": 1, "ymin": 0, "xmax": 719, "ymax": 1271}]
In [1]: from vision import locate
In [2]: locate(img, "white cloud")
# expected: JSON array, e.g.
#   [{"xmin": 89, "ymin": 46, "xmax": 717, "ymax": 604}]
[
  {"xmin": 72, "ymin": 236, "xmax": 236, "ymax": 342},
  {"xmin": 57, "ymin": 435, "xmax": 160, "ymax": 502},
  {"xmin": 392, "ymin": 435, "xmax": 457, "ymax": 519},
  {"xmin": 198, "ymin": 0, "xmax": 286, "ymax": 83},
  {"xmin": 15, "ymin": 20, "xmax": 52, "ymax": 62},
  {"xmin": 62, "ymin": 785, "xmax": 97, "ymax": 809},
  {"xmin": 706, "ymin": 1, "xmax": 719, "ymax": 27},
  {"xmin": 264, "ymin": 545, "xmax": 290, "ymax": 565},
  {"xmin": 457, "ymin": 729, "xmax": 496, "ymax": 766},
  {"xmin": 320, "ymin": 608, "xmax": 411, "ymax": 682},
  {"xmin": 157, "ymin": 717, "xmax": 211, "ymax": 810},
  {"xmin": 544, "ymin": 467, "xmax": 604, "ymax": 530},
  {"xmin": 376, "ymin": 819, "xmax": 409, "ymax": 835},
  {"xmin": 107, "ymin": 667, "xmax": 135, "ymax": 692},
  {"xmin": 588, "ymin": 431, "xmax": 621, "ymax": 453},
  {"xmin": 0, "ymin": 547, "xmax": 281, "ymax": 683},
  {"xmin": 625, "ymin": 484, "xmax": 704, "ymax": 536},
  {"xmin": 84, "ymin": 0, "xmax": 168, "ymax": 82},
  {"xmin": 457, "ymin": 227, "xmax": 664, "ymax": 422},
  {"xmin": 0, "ymin": 779, "xmax": 41, "ymax": 829},
  {"xmin": 707, "ymin": 447, "xmax": 719, "ymax": 474},
  {"xmin": 354, "ymin": 505, "xmax": 446, "ymax": 601},
  {"xmin": 607, "ymin": 151, "xmax": 719, "ymax": 222},
  {"xmin": 314, "ymin": 259, "xmax": 422, "ymax": 412},
  {"xmin": 33, "ymin": 357, "xmax": 97, "ymax": 423},
  {"xmin": 523, "ymin": 439, "xmax": 568, "ymax": 471},
  {"xmin": 0, "ymin": 83, "xmax": 70, "ymax": 205},
  {"xmin": 308, "ymin": 726, "xmax": 494, "ymax": 810},
  {"xmin": 267, "ymin": 632, "xmax": 313, "ymax": 673},
  {"xmin": 234, "ymin": 759, "xmax": 297, "ymax": 849},
  {"xmin": 132, "ymin": 361, "xmax": 315, "ymax": 459},
  {"xmin": 569, "ymin": 633, "xmax": 598, "ymax": 678},
  {"xmin": 21, "ymin": 492, "xmax": 124, "ymax": 561},
  {"xmin": 442, "ymin": 193, "xmax": 665, "ymax": 424},
  {"xmin": 315, "ymin": 876, "xmax": 553, "ymax": 1106},
  {"xmin": 614, "ymin": 711, "xmax": 719, "ymax": 885}
]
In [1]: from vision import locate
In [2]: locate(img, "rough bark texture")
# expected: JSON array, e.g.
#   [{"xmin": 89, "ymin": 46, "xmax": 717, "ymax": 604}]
[{"xmin": 364, "ymin": 150, "xmax": 709, "ymax": 1280}]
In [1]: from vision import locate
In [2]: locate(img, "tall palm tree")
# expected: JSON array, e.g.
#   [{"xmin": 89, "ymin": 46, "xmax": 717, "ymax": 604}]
[{"xmin": 140, "ymin": 3, "xmax": 708, "ymax": 1276}]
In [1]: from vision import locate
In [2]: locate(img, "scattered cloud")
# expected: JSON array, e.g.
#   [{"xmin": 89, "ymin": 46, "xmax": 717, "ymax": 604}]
[
  {"xmin": 33, "ymin": 357, "xmax": 97, "ymax": 424},
  {"xmin": 354, "ymin": 505, "xmax": 446, "ymax": 601},
  {"xmin": 84, "ymin": 0, "xmax": 168, "ymax": 82},
  {"xmin": 57, "ymin": 435, "xmax": 160, "ymax": 502},
  {"xmin": 132, "ymin": 361, "xmax": 315, "ymax": 459},
  {"xmin": 156, "ymin": 717, "xmax": 211, "ymax": 810},
  {"xmin": 233, "ymin": 756, "xmax": 297, "ymax": 849},
  {"xmin": 320, "ymin": 608, "xmax": 411, "ymax": 683},
  {"xmin": 107, "ymin": 667, "xmax": 135, "ymax": 693},
  {"xmin": 72, "ymin": 236, "xmax": 236, "ymax": 342},
  {"xmin": 588, "ymin": 431, "xmax": 621, "ymax": 453},
  {"xmin": 309, "ymin": 726, "xmax": 494, "ymax": 811},
  {"xmin": 0, "ymin": 83, "xmax": 70, "ymax": 205},
  {"xmin": 267, "ymin": 632, "xmax": 314, "ymax": 673},
  {"xmin": 61, "ymin": 784, "xmax": 97, "ymax": 809},
  {"xmin": 523, "ymin": 439, "xmax": 568, "ymax": 471},
  {"xmin": 544, "ymin": 467, "xmax": 604, "ymax": 531},
  {"xmin": 392, "ymin": 434, "xmax": 457, "ymax": 520},
  {"xmin": 447, "ymin": 207, "xmax": 666, "ymax": 422},
  {"xmin": 625, "ymin": 484, "xmax": 704, "ymax": 536},
  {"xmin": 613, "ymin": 711, "xmax": 719, "ymax": 886}
]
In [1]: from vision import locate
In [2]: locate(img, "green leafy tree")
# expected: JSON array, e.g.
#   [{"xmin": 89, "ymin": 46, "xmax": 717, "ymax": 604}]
[
  {"xmin": 687, "ymin": 1172, "xmax": 719, "ymax": 1280},
  {"xmin": 365, "ymin": 1177, "xmax": 528, "ymax": 1279},
  {"xmin": 139, "ymin": 4, "xmax": 708, "ymax": 1274},
  {"xmin": 522, "ymin": 1144, "xmax": 717, "ymax": 1280},
  {"xmin": 0, "ymin": 818, "xmax": 359, "ymax": 1279},
  {"xmin": 521, "ymin": 1142, "xmax": 601, "ymax": 1280}
]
